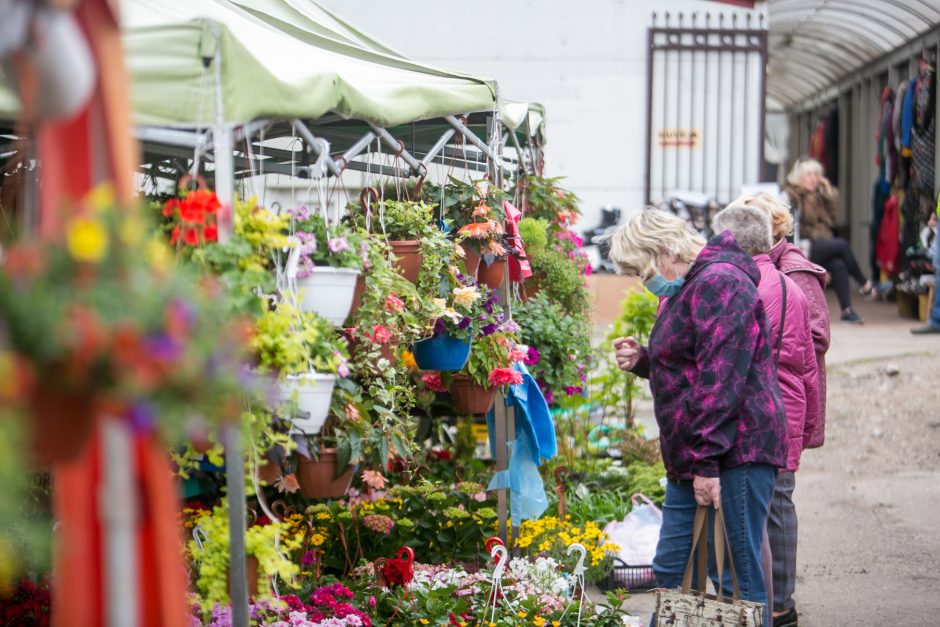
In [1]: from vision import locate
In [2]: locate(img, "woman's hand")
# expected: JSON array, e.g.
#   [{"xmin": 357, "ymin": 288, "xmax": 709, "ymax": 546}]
[
  {"xmin": 693, "ymin": 475, "xmax": 721, "ymax": 509},
  {"xmin": 613, "ymin": 337, "xmax": 641, "ymax": 371}
]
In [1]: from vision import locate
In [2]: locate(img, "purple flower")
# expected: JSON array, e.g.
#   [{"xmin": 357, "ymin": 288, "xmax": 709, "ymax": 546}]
[
  {"xmin": 544, "ymin": 390, "xmax": 554, "ymax": 404},
  {"xmin": 144, "ymin": 334, "xmax": 181, "ymax": 362},
  {"xmin": 128, "ymin": 402, "xmax": 156, "ymax": 434},
  {"xmin": 499, "ymin": 319, "xmax": 520, "ymax": 333},
  {"xmin": 292, "ymin": 205, "xmax": 312, "ymax": 221},
  {"xmin": 458, "ymin": 316, "xmax": 472, "ymax": 330},
  {"xmin": 433, "ymin": 318, "xmax": 446, "ymax": 335},
  {"xmin": 480, "ymin": 323, "xmax": 497, "ymax": 336},
  {"xmin": 328, "ymin": 237, "xmax": 350, "ymax": 253},
  {"xmin": 524, "ymin": 346, "xmax": 541, "ymax": 365},
  {"xmin": 564, "ymin": 385, "xmax": 584, "ymax": 396},
  {"xmin": 302, "ymin": 550, "xmax": 317, "ymax": 565}
]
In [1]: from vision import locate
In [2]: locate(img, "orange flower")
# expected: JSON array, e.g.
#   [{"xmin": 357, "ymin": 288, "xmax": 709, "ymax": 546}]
[
  {"xmin": 458, "ymin": 221, "xmax": 497, "ymax": 239},
  {"xmin": 471, "ymin": 202, "xmax": 491, "ymax": 218}
]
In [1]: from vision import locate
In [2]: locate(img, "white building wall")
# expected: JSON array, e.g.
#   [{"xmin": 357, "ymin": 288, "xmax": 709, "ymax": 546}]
[{"xmin": 314, "ymin": 0, "xmax": 761, "ymax": 226}]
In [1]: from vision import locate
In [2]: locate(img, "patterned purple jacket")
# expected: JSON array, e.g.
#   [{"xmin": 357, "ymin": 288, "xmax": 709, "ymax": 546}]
[{"xmin": 632, "ymin": 231, "xmax": 788, "ymax": 481}]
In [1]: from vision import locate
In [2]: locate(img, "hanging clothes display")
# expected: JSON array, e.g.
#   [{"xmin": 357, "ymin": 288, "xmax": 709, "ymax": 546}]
[
  {"xmin": 825, "ymin": 106, "xmax": 839, "ymax": 184},
  {"xmin": 876, "ymin": 86, "xmax": 897, "ymax": 184},
  {"xmin": 911, "ymin": 56, "xmax": 936, "ymax": 195},
  {"xmin": 809, "ymin": 116, "xmax": 829, "ymax": 174}
]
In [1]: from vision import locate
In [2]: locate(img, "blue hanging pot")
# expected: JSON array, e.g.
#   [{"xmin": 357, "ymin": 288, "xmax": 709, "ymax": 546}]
[{"xmin": 412, "ymin": 331, "xmax": 472, "ymax": 371}]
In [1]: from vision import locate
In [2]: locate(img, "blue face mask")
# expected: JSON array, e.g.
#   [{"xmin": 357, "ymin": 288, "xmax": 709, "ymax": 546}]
[{"xmin": 644, "ymin": 273, "xmax": 685, "ymax": 297}]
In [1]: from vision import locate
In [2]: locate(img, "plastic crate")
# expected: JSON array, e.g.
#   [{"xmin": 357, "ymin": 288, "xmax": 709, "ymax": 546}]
[{"xmin": 600, "ymin": 558, "xmax": 656, "ymax": 592}]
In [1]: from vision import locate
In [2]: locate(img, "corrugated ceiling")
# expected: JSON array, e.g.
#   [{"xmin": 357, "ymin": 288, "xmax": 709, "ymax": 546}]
[{"xmin": 767, "ymin": 0, "xmax": 940, "ymax": 108}]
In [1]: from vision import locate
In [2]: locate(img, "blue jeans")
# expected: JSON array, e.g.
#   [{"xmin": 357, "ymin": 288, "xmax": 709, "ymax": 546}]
[
  {"xmin": 930, "ymin": 242, "xmax": 940, "ymax": 329},
  {"xmin": 651, "ymin": 464, "xmax": 775, "ymax": 621}
]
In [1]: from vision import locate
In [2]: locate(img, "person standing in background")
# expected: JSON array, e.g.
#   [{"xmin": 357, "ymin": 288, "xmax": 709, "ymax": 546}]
[{"xmin": 784, "ymin": 158, "xmax": 876, "ymax": 323}]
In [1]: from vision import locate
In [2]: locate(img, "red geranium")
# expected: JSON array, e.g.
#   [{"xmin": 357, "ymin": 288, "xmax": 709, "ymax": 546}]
[
  {"xmin": 488, "ymin": 367, "xmax": 523, "ymax": 387},
  {"xmin": 380, "ymin": 557, "xmax": 414, "ymax": 587},
  {"xmin": 162, "ymin": 189, "xmax": 222, "ymax": 247},
  {"xmin": 421, "ymin": 371, "xmax": 447, "ymax": 393}
]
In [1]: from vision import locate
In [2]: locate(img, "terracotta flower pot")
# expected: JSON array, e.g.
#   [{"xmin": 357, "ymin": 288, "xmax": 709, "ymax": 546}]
[
  {"xmin": 448, "ymin": 375, "xmax": 497, "ymax": 415},
  {"xmin": 521, "ymin": 271, "xmax": 545, "ymax": 301},
  {"xmin": 477, "ymin": 258, "xmax": 507, "ymax": 289},
  {"xmin": 29, "ymin": 386, "xmax": 97, "ymax": 465},
  {"xmin": 257, "ymin": 461, "xmax": 280, "ymax": 485},
  {"xmin": 389, "ymin": 240, "xmax": 423, "ymax": 283},
  {"xmin": 460, "ymin": 242, "xmax": 481, "ymax": 276},
  {"xmin": 295, "ymin": 448, "xmax": 355, "ymax": 499}
]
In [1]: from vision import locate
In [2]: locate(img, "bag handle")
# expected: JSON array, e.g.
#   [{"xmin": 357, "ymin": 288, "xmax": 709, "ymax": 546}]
[{"xmin": 679, "ymin": 504, "xmax": 742, "ymax": 603}]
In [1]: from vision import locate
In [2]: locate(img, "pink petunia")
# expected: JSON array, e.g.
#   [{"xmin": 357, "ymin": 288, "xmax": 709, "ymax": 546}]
[{"xmin": 488, "ymin": 367, "xmax": 523, "ymax": 387}]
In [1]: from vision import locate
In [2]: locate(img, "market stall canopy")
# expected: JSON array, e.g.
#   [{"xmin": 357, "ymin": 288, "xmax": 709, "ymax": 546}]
[
  {"xmin": 229, "ymin": 0, "xmax": 545, "ymax": 137},
  {"xmin": 767, "ymin": 0, "xmax": 940, "ymax": 109},
  {"xmin": 0, "ymin": 0, "xmax": 498, "ymax": 127}
]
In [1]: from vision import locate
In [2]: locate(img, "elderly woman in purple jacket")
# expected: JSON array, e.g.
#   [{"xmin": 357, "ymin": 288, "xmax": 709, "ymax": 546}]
[{"xmin": 609, "ymin": 209, "xmax": 787, "ymax": 616}]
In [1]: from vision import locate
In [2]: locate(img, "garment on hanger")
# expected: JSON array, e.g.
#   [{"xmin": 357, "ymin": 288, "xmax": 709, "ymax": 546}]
[
  {"xmin": 900, "ymin": 78, "xmax": 917, "ymax": 157},
  {"xmin": 825, "ymin": 106, "xmax": 839, "ymax": 184},
  {"xmin": 893, "ymin": 79, "xmax": 909, "ymax": 154},
  {"xmin": 809, "ymin": 116, "xmax": 829, "ymax": 174},
  {"xmin": 877, "ymin": 86, "xmax": 897, "ymax": 184},
  {"xmin": 876, "ymin": 192, "xmax": 900, "ymax": 275},
  {"xmin": 911, "ymin": 59, "xmax": 936, "ymax": 194}
]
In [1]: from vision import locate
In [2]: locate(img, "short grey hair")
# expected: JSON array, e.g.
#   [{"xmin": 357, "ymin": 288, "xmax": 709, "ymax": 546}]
[
  {"xmin": 712, "ymin": 204, "xmax": 773, "ymax": 256},
  {"xmin": 786, "ymin": 157, "xmax": 824, "ymax": 186}
]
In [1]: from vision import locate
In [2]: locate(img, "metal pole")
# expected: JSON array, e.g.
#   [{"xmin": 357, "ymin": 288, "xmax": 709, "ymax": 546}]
[
  {"xmin": 224, "ymin": 424, "xmax": 250, "ymax": 627},
  {"xmin": 291, "ymin": 120, "xmax": 343, "ymax": 177},
  {"xmin": 444, "ymin": 115, "xmax": 513, "ymax": 176},
  {"xmin": 419, "ymin": 128, "xmax": 457, "ymax": 170},
  {"xmin": 367, "ymin": 122, "xmax": 424, "ymax": 176},
  {"xmin": 102, "ymin": 419, "xmax": 138, "ymax": 627}
]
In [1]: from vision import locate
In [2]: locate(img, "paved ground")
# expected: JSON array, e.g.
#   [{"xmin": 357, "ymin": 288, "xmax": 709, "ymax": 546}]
[{"xmin": 587, "ymin": 280, "xmax": 940, "ymax": 624}]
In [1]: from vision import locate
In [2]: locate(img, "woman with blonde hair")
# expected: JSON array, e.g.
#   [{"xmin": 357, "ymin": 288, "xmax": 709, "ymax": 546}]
[
  {"xmin": 783, "ymin": 158, "xmax": 874, "ymax": 322},
  {"xmin": 610, "ymin": 209, "xmax": 787, "ymax": 620}
]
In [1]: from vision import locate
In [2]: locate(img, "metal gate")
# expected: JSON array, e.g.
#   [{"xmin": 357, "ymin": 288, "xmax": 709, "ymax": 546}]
[{"xmin": 645, "ymin": 11, "xmax": 768, "ymax": 205}]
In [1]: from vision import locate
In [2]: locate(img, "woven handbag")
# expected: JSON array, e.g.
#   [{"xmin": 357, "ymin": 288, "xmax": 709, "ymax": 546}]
[{"xmin": 654, "ymin": 505, "xmax": 765, "ymax": 627}]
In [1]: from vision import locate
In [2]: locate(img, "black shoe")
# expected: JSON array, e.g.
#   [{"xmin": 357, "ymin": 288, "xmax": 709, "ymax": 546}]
[
  {"xmin": 911, "ymin": 324, "xmax": 940, "ymax": 335},
  {"xmin": 773, "ymin": 607, "xmax": 798, "ymax": 627},
  {"xmin": 840, "ymin": 309, "xmax": 863, "ymax": 324}
]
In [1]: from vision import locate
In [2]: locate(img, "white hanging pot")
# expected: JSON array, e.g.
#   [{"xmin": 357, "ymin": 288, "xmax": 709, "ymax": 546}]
[
  {"xmin": 294, "ymin": 267, "xmax": 360, "ymax": 326},
  {"xmin": 276, "ymin": 372, "xmax": 335, "ymax": 435}
]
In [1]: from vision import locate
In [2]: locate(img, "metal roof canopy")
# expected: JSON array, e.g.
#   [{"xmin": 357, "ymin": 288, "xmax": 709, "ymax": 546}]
[{"xmin": 767, "ymin": 0, "xmax": 940, "ymax": 109}]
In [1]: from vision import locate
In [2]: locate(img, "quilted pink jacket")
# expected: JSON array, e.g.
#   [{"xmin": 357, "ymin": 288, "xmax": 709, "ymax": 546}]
[
  {"xmin": 755, "ymin": 255, "xmax": 819, "ymax": 472},
  {"xmin": 768, "ymin": 238, "xmax": 830, "ymax": 449}
]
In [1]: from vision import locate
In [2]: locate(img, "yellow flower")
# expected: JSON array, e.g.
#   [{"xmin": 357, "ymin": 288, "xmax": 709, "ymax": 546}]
[
  {"xmin": 146, "ymin": 238, "xmax": 170, "ymax": 271},
  {"xmin": 431, "ymin": 298, "xmax": 447, "ymax": 315},
  {"xmin": 310, "ymin": 533, "xmax": 326, "ymax": 546},
  {"xmin": 552, "ymin": 622, "xmax": 561, "ymax": 627},
  {"xmin": 85, "ymin": 183, "xmax": 115, "ymax": 213},
  {"xmin": 533, "ymin": 617, "xmax": 546, "ymax": 627},
  {"xmin": 419, "ymin": 620, "xmax": 429, "ymax": 625},
  {"xmin": 66, "ymin": 216, "xmax": 109, "ymax": 263},
  {"xmin": 452, "ymin": 285, "xmax": 480, "ymax": 308},
  {"xmin": 401, "ymin": 350, "xmax": 417, "ymax": 371},
  {"xmin": 316, "ymin": 512, "xmax": 332, "ymax": 521},
  {"xmin": 517, "ymin": 611, "xmax": 528, "ymax": 618}
]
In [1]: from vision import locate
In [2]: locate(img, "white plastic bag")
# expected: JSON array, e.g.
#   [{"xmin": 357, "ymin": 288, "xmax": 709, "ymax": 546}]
[{"xmin": 603, "ymin": 493, "xmax": 662, "ymax": 565}]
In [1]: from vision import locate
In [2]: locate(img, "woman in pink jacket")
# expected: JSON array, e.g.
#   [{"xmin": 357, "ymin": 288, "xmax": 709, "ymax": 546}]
[{"xmin": 713, "ymin": 205, "xmax": 819, "ymax": 627}]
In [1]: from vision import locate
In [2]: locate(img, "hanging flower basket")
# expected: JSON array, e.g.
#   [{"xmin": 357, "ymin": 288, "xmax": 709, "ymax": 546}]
[
  {"xmin": 295, "ymin": 267, "xmax": 361, "ymax": 326},
  {"xmin": 412, "ymin": 332, "xmax": 472, "ymax": 371},
  {"xmin": 295, "ymin": 448, "xmax": 355, "ymax": 499},
  {"xmin": 477, "ymin": 258, "xmax": 507, "ymax": 289},
  {"xmin": 448, "ymin": 374, "xmax": 497, "ymax": 415},
  {"xmin": 28, "ymin": 386, "xmax": 97, "ymax": 465},
  {"xmin": 389, "ymin": 240, "xmax": 422, "ymax": 283},
  {"xmin": 276, "ymin": 373, "xmax": 336, "ymax": 434},
  {"xmin": 460, "ymin": 242, "xmax": 481, "ymax": 276}
]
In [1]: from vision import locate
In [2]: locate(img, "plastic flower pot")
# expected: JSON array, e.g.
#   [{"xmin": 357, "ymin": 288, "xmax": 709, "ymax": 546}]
[
  {"xmin": 412, "ymin": 332, "xmax": 471, "ymax": 371},
  {"xmin": 477, "ymin": 258, "xmax": 507, "ymax": 289},
  {"xmin": 276, "ymin": 373, "xmax": 336, "ymax": 434},
  {"xmin": 295, "ymin": 448, "xmax": 355, "ymax": 499},
  {"xmin": 448, "ymin": 374, "xmax": 497, "ymax": 415},
  {"xmin": 389, "ymin": 241, "xmax": 423, "ymax": 283},
  {"xmin": 295, "ymin": 267, "xmax": 361, "ymax": 326}
]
